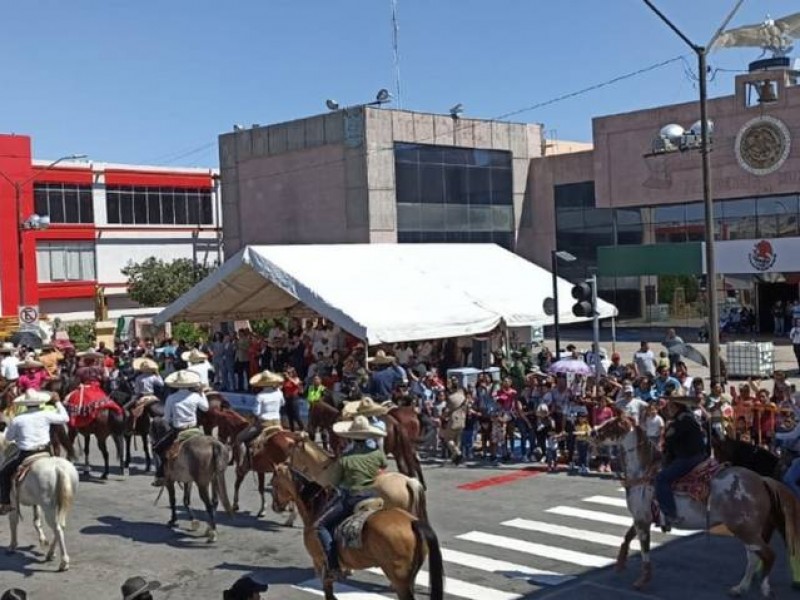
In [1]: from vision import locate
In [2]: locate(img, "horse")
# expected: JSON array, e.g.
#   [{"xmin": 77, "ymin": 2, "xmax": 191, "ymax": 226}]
[
  {"xmin": 232, "ymin": 427, "xmax": 297, "ymax": 523},
  {"xmin": 1, "ymin": 438, "xmax": 80, "ymax": 572},
  {"xmin": 150, "ymin": 418, "xmax": 234, "ymax": 542},
  {"xmin": 290, "ymin": 433, "xmax": 428, "ymax": 523},
  {"xmin": 271, "ymin": 464, "xmax": 443, "ymax": 600},
  {"xmin": 594, "ymin": 417, "xmax": 800, "ymax": 597},
  {"xmin": 711, "ymin": 436, "xmax": 782, "ymax": 480},
  {"xmin": 108, "ymin": 377, "xmax": 162, "ymax": 474},
  {"xmin": 307, "ymin": 400, "xmax": 345, "ymax": 454}
]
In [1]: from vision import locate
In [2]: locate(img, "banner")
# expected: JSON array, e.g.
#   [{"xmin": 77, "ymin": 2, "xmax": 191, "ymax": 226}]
[{"xmin": 715, "ymin": 237, "xmax": 800, "ymax": 274}]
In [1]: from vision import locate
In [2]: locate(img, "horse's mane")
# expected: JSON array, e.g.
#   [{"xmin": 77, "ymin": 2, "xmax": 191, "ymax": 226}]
[{"xmin": 293, "ymin": 470, "xmax": 329, "ymax": 514}]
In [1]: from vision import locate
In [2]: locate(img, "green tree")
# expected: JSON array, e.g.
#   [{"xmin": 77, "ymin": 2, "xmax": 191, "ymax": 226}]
[
  {"xmin": 172, "ymin": 321, "xmax": 210, "ymax": 344},
  {"xmin": 66, "ymin": 321, "xmax": 95, "ymax": 350},
  {"xmin": 122, "ymin": 257, "xmax": 214, "ymax": 307}
]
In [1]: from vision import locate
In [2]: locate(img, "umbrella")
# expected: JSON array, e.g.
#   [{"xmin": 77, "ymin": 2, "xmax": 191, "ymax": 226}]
[
  {"xmin": 10, "ymin": 331, "xmax": 43, "ymax": 350},
  {"xmin": 549, "ymin": 359, "xmax": 593, "ymax": 376},
  {"xmin": 662, "ymin": 341, "xmax": 708, "ymax": 367}
]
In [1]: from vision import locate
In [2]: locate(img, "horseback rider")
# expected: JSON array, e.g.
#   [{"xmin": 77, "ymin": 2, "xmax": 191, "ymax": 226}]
[
  {"xmin": 341, "ymin": 397, "xmax": 388, "ymax": 451},
  {"xmin": 183, "ymin": 349, "xmax": 213, "ymax": 389},
  {"xmin": 17, "ymin": 358, "xmax": 49, "ymax": 393},
  {"xmin": 76, "ymin": 351, "xmax": 107, "ymax": 387},
  {"xmin": 38, "ymin": 343, "xmax": 63, "ymax": 379},
  {"xmin": 151, "ymin": 369, "xmax": 208, "ymax": 487},
  {"xmin": 315, "ymin": 415, "xmax": 388, "ymax": 580},
  {"xmin": 655, "ymin": 393, "xmax": 708, "ymax": 531},
  {"xmin": 776, "ymin": 416, "xmax": 800, "ymax": 497},
  {"xmin": 132, "ymin": 358, "xmax": 164, "ymax": 402},
  {"xmin": 235, "ymin": 370, "xmax": 285, "ymax": 461},
  {"xmin": 0, "ymin": 389, "xmax": 69, "ymax": 515}
]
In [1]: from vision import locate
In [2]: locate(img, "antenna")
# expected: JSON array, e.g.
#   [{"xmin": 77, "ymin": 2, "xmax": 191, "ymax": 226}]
[{"xmin": 391, "ymin": 0, "xmax": 402, "ymax": 108}]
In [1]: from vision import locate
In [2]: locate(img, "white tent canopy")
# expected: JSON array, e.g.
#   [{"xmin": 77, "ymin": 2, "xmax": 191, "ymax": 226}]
[{"xmin": 154, "ymin": 244, "xmax": 617, "ymax": 345}]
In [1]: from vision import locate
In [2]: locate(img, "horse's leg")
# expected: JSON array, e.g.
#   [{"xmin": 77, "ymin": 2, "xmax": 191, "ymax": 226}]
[
  {"xmin": 322, "ymin": 577, "xmax": 337, "ymax": 600},
  {"xmin": 632, "ymin": 523, "xmax": 653, "ymax": 590},
  {"xmin": 43, "ymin": 506, "xmax": 69, "ymax": 571},
  {"xmin": 124, "ymin": 434, "xmax": 132, "ymax": 470},
  {"xmin": 82, "ymin": 433, "xmax": 91, "ymax": 476},
  {"xmin": 8, "ymin": 503, "xmax": 20, "ymax": 552},
  {"xmin": 257, "ymin": 471, "xmax": 266, "ymax": 518},
  {"xmin": 197, "ymin": 483, "xmax": 218, "ymax": 543},
  {"xmin": 97, "ymin": 435, "xmax": 111, "ymax": 479},
  {"xmin": 232, "ymin": 465, "xmax": 246, "ymax": 513},
  {"xmin": 142, "ymin": 432, "xmax": 152, "ymax": 472},
  {"xmin": 33, "ymin": 505, "xmax": 47, "ymax": 548},
  {"xmin": 615, "ymin": 524, "xmax": 636, "ymax": 572},
  {"xmin": 113, "ymin": 433, "xmax": 126, "ymax": 477},
  {"xmin": 166, "ymin": 482, "xmax": 178, "ymax": 527},
  {"xmin": 183, "ymin": 483, "xmax": 198, "ymax": 530},
  {"xmin": 757, "ymin": 544, "xmax": 776, "ymax": 599},
  {"xmin": 730, "ymin": 544, "xmax": 761, "ymax": 597}
]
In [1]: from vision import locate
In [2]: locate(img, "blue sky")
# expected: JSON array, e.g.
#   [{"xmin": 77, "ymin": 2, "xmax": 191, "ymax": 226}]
[{"xmin": 1, "ymin": 0, "xmax": 796, "ymax": 167}]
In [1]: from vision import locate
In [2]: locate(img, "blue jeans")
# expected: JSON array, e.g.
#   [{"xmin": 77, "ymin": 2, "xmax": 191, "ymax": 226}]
[
  {"xmin": 314, "ymin": 490, "xmax": 370, "ymax": 571},
  {"xmin": 461, "ymin": 428, "xmax": 475, "ymax": 459},
  {"xmin": 576, "ymin": 440, "xmax": 589, "ymax": 468},
  {"xmin": 655, "ymin": 454, "xmax": 706, "ymax": 518},
  {"xmin": 784, "ymin": 457, "xmax": 800, "ymax": 498},
  {"xmin": 513, "ymin": 418, "xmax": 535, "ymax": 458}
]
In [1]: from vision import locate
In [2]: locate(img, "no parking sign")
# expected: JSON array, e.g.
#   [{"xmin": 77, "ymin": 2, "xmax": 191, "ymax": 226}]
[{"xmin": 18, "ymin": 305, "xmax": 39, "ymax": 332}]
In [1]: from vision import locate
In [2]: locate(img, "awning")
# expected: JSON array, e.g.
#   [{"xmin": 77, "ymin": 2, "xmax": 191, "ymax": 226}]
[{"xmin": 155, "ymin": 244, "xmax": 617, "ymax": 344}]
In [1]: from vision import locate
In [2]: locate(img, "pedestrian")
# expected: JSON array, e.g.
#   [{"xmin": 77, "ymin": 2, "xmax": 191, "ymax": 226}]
[
  {"xmin": 440, "ymin": 384, "xmax": 467, "ymax": 465},
  {"xmin": 773, "ymin": 301, "xmax": 785, "ymax": 336},
  {"xmin": 460, "ymin": 391, "xmax": 477, "ymax": 460},
  {"xmin": 223, "ymin": 576, "xmax": 269, "ymax": 600},
  {"xmin": 633, "ymin": 341, "xmax": 656, "ymax": 378},
  {"xmin": 573, "ymin": 412, "xmax": 592, "ymax": 474},
  {"xmin": 120, "ymin": 576, "xmax": 160, "ymax": 600},
  {"xmin": 545, "ymin": 429, "xmax": 561, "ymax": 473},
  {"xmin": 183, "ymin": 348, "xmax": 213, "ymax": 389},
  {"xmin": 643, "ymin": 403, "xmax": 665, "ymax": 448},
  {"xmin": 789, "ymin": 319, "xmax": 800, "ymax": 372},
  {"xmin": 281, "ymin": 366, "xmax": 304, "ymax": 432}
]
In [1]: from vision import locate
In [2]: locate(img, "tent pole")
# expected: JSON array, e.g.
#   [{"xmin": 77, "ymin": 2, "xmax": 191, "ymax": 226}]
[{"xmin": 611, "ymin": 316, "xmax": 616, "ymax": 353}]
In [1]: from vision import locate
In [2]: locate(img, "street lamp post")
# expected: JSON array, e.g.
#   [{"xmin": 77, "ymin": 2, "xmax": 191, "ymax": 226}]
[
  {"xmin": 0, "ymin": 154, "xmax": 88, "ymax": 311},
  {"xmin": 551, "ymin": 249, "xmax": 576, "ymax": 357},
  {"xmin": 642, "ymin": 0, "xmax": 744, "ymax": 385}
]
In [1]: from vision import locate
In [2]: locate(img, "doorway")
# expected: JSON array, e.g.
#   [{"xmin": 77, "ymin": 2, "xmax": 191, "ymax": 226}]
[{"xmin": 757, "ymin": 280, "xmax": 798, "ymax": 333}]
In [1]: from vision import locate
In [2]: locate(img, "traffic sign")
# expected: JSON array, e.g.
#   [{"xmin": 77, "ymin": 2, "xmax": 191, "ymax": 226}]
[{"xmin": 18, "ymin": 305, "xmax": 39, "ymax": 332}]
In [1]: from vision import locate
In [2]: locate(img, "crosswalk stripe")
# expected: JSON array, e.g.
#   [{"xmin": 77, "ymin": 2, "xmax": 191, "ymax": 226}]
[
  {"xmin": 583, "ymin": 495, "xmax": 628, "ymax": 508},
  {"xmin": 457, "ymin": 531, "xmax": 613, "ymax": 568},
  {"xmin": 293, "ymin": 578, "xmax": 391, "ymax": 599},
  {"xmin": 366, "ymin": 567, "xmax": 521, "ymax": 600},
  {"xmin": 441, "ymin": 547, "xmax": 575, "ymax": 587},
  {"xmin": 546, "ymin": 506, "xmax": 697, "ymax": 537},
  {"xmin": 502, "ymin": 518, "xmax": 658, "ymax": 550}
]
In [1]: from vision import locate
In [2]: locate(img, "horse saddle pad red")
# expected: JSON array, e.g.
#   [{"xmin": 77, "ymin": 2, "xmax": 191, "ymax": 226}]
[
  {"xmin": 672, "ymin": 458, "xmax": 722, "ymax": 503},
  {"xmin": 14, "ymin": 452, "xmax": 50, "ymax": 486},
  {"xmin": 335, "ymin": 497, "xmax": 384, "ymax": 550}
]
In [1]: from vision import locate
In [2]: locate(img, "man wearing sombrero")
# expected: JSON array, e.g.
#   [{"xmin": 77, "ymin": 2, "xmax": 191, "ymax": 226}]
[
  {"xmin": 38, "ymin": 343, "xmax": 63, "ymax": 379},
  {"xmin": 151, "ymin": 369, "xmax": 209, "ymax": 487},
  {"xmin": 0, "ymin": 389, "xmax": 69, "ymax": 514},
  {"xmin": 316, "ymin": 415, "xmax": 388, "ymax": 581},
  {"xmin": 235, "ymin": 370, "xmax": 285, "ymax": 463},
  {"xmin": 654, "ymin": 392, "xmax": 707, "ymax": 531},
  {"xmin": 183, "ymin": 348, "xmax": 213, "ymax": 389},
  {"xmin": 341, "ymin": 396, "xmax": 388, "ymax": 450},
  {"xmin": 367, "ymin": 350, "xmax": 405, "ymax": 401},
  {"xmin": 17, "ymin": 358, "xmax": 49, "ymax": 394},
  {"xmin": 132, "ymin": 358, "xmax": 164, "ymax": 399}
]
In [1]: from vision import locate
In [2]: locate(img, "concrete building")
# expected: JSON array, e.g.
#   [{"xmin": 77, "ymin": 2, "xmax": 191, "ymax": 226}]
[{"xmin": 0, "ymin": 133, "xmax": 222, "ymax": 323}]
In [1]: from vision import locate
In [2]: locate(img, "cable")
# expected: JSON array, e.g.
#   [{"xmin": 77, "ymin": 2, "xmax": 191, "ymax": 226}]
[{"xmin": 159, "ymin": 142, "xmax": 216, "ymax": 166}]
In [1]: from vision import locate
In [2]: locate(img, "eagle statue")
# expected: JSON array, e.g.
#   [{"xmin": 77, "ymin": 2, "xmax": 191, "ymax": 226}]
[{"xmin": 711, "ymin": 12, "xmax": 800, "ymax": 57}]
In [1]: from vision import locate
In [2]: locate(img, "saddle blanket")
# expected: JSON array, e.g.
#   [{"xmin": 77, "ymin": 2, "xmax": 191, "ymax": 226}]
[
  {"xmin": 65, "ymin": 384, "xmax": 123, "ymax": 428},
  {"xmin": 335, "ymin": 498, "xmax": 384, "ymax": 550},
  {"xmin": 15, "ymin": 452, "xmax": 50, "ymax": 487},
  {"xmin": 252, "ymin": 425, "xmax": 283, "ymax": 451},
  {"xmin": 167, "ymin": 428, "xmax": 204, "ymax": 464},
  {"xmin": 672, "ymin": 457, "xmax": 723, "ymax": 504}
]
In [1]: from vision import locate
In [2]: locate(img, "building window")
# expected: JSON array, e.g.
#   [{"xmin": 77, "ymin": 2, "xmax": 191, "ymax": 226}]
[
  {"xmin": 36, "ymin": 242, "xmax": 96, "ymax": 283},
  {"xmin": 395, "ymin": 142, "xmax": 514, "ymax": 248},
  {"xmin": 105, "ymin": 185, "xmax": 213, "ymax": 226},
  {"xmin": 33, "ymin": 183, "xmax": 94, "ymax": 224}
]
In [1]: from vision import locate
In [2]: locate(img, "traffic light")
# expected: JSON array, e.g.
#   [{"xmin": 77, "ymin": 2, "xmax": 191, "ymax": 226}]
[{"xmin": 571, "ymin": 281, "xmax": 595, "ymax": 317}]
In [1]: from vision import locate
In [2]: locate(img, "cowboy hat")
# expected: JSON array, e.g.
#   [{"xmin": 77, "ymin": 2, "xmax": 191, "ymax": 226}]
[
  {"xmin": 367, "ymin": 350, "xmax": 396, "ymax": 366},
  {"xmin": 333, "ymin": 415, "xmax": 387, "ymax": 439},
  {"xmin": 77, "ymin": 350, "xmax": 104, "ymax": 360},
  {"xmin": 13, "ymin": 389, "xmax": 51, "ymax": 407},
  {"xmin": 341, "ymin": 396, "xmax": 389, "ymax": 419},
  {"xmin": 223, "ymin": 576, "xmax": 269, "ymax": 600},
  {"xmin": 164, "ymin": 369, "xmax": 202, "ymax": 389},
  {"xmin": 181, "ymin": 348, "xmax": 208, "ymax": 364},
  {"xmin": 121, "ymin": 576, "xmax": 161, "ymax": 600},
  {"xmin": 0, "ymin": 342, "xmax": 16, "ymax": 354},
  {"xmin": 18, "ymin": 358, "xmax": 43, "ymax": 370},
  {"xmin": 249, "ymin": 370, "xmax": 284, "ymax": 388},
  {"xmin": 133, "ymin": 357, "xmax": 159, "ymax": 373}
]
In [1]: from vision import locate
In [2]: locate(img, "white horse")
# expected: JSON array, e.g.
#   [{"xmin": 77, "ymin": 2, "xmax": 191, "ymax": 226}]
[{"xmin": 1, "ymin": 432, "xmax": 79, "ymax": 571}]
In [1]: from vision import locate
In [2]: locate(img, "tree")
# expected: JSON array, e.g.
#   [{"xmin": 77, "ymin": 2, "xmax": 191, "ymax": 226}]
[{"xmin": 122, "ymin": 257, "xmax": 214, "ymax": 307}]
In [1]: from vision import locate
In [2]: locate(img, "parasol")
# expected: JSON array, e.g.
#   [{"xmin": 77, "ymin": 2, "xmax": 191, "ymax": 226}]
[
  {"xmin": 549, "ymin": 359, "xmax": 592, "ymax": 376},
  {"xmin": 662, "ymin": 341, "xmax": 708, "ymax": 367}
]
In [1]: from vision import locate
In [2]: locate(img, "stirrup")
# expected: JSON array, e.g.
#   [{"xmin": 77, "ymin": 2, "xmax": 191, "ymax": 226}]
[{"xmin": 0, "ymin": 504, "xmax": 16, "ymax": 515}]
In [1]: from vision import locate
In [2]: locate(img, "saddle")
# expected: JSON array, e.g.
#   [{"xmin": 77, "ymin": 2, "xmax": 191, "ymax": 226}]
[
  {"xmin": 251, "ymin": 425, "xmax": 284, "ymax": 452},
  {"xmin": 335, "ymin": 497, "xmax": 385, "ymax": 550},
  {"xmin": 672, "ymin": 457, "xmax": 723, "ymax": 504},
  {"xmin": 14, "ymin": 452, "xmax": 50, "ymax": 488},
  {"xmin": 166, "ymin": 427, "xmax": 204, "ymax": 464},
  {"xmin": 129, "ymin": 395, "xmax": 160, "ymax": 420}
]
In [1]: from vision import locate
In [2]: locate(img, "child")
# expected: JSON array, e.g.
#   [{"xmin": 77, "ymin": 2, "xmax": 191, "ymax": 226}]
[
  {"xmin": 545, "ymin": 430, "xmax": 562, "ymax": 473},
  {"xmin": 573, "ymin": 413, "xmax": 592, "ymax": 475},
  {"xmin": 643, "ymin": 403, "xmax": 664, "ymax": 449}
]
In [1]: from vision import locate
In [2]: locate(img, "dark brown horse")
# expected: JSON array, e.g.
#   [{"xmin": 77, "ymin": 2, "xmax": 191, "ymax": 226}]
[
  {"xmin": 307, "ymin": 400, "xmax": 346, "ymax": 455},
  {"xmin": 232, "ymin": 428, "xmax": 298, "ymax": 521}
]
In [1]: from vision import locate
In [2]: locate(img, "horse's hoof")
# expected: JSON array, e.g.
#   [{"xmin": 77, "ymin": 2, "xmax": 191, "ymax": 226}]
[
  {"xmin": 614, "ymin": 561, "xmax": 627, "ymax": 573},
  {"xmin": 256, "ymin": 510, "xmax": 265, "ymax": 518},
  {"xmin": 39, "ymin": 538, "xmax": 48, "ymax": 548},
  {"xmin": 190, "ymin": 519, "xmax": 200, "ymax": 531},
  {"xmin": 167, "ymin": 520, "xmax": 177, "ymax": 528},
  {"xmin": 206, "ymin": 528, "xmax": 217, "ymax": 543},
  {"xmin": 728, "ymin": 587, "xmax": 744, "ymax": 597},
  {"xmin": 45, "ymin": 553, "xmax": 54, "ymax": 562},
  {"xmin": 232, "ymin": 504, "xmax": 239, "ymax": 512},
  {"xmin": 58, "ymin": 561, "xmax": 69, "ymax": 572},
  {"xmin": 101, "ymin": 473, "xmax": 109, "ymax": 480}
]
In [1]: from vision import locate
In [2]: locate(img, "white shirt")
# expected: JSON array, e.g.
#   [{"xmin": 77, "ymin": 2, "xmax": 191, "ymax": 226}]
[
  {"xmin": 634, "ymin": 350, "xmax": 656, "ymax": 376},
  {"xmin": 312, "ymin": 340, "xmax": 331, "ymax": 358},
  {"xmin": 5, "ymin": 404, "xmax": 69, "ymax": 451},
  {"xmin": 187, "ymin": 361, "xmax": 213, "ymax": 386},
  {"xmin": 134, "ymin": 373, "xmax": 164, "ymax": 396},
  {"xmin": 253, "ymin": 388, "xmax": 284, "ymax": 422},
  {"xmin": 644, "ymin": 414, "xmax": 665, "ymax": 439},
  {"xmin": 790, "ymin": 327, "xmax": 800, "ymax": 345},
  {"xmin": 164, "ymin": 389, "xmax": 209, "ymax": 429},
  {"xmin": 395, "ymin": 347, "xmax": 414, "ymax": 366},
  {"xmin": 1, "ymin": 355, "xmax": 19, "ymax": 380},
  {"xmin": 615, "ymin": 397, "xmax": 649, "ymax": 425}
]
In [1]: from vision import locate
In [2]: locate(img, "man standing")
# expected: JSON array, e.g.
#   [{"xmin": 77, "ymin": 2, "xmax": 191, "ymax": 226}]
[
  {"xmin": 633, "ymin": 341, "xmax": 656, "ymax": 378},
  {"xmin": 0, "ymin": 343, "xmax": 19, "ymax": 385},
  {"xmin": 615, "ymin": 384, "xmax": 648, "ymax": 425},
  {"xmin": 440, "ymin": 385, "xmax": 467, "ymax": 465},
  {"xmin": 663, "ymin": 329, "xmax": 684, "ymax": 375}
]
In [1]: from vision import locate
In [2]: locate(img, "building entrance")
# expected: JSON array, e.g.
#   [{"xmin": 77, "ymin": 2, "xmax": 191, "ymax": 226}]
[{"xmin": 757, "ymin": 279, "xmax": 798, "ymax": 334}]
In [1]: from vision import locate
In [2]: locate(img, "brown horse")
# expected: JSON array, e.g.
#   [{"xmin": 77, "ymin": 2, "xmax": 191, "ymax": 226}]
[
  {"xmin": 271, "ymin": 464, "xmax": 443, "ymax": 600},
  {"xmin": 232, "ymin": 428, "xmax": 298, "ymax": 522},
  {"xmin": 307, "ymin": 400, "xmax": 346, "ymax": 454},
  {"xmin": 150, "ymin": 418, "xmax": 234, "ymax": 542}
]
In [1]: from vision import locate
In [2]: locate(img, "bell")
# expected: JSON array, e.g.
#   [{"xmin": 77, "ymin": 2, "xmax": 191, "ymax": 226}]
[{"xmin": 757, "ymin": 80, "xmax": 778, "ymax": 104}]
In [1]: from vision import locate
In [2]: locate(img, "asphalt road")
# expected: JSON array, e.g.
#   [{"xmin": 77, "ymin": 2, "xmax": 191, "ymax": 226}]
[{"xmin": 1, "ymin": 448, "xmax": 796, "ymax": 600}]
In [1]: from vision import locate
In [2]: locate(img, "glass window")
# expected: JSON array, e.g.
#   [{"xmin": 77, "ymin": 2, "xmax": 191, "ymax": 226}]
[
  {"xmin": 419, "ymin": 165, "xmax": 444, "ymax": 204},
  {"xmin": 395, "ymin": 163, "xmax": 420, "ymax": 204},
  {"xmin": 443, "ymin": 166, "xmax": 468, "ymax": 205},
  {"xmin": 147, "ymin": 191, "xmax": 161, "ymax": 225},
  {"xmin": 79, "ymin": 189, "xmax": 93, "ymax": 223},
  {"xmin": 64, "ymin": 188, "xmax": 79, "ymax": 223},
  {"xmin": 757, "ymin": 195, "xmax": 798, "ymax": 238},
  {"xmin": 720, "ymin": 198, "xmax": 756, "ymax": 240},
  {"xmin": 161, "ymin": 193, "xmax": 174, "ymax": 224},
  {"xmin": 491, "ymin": 205, "xmax": 513, "ymax": 230},
  {"xmin": 34, "ymin": 188, "xmax": 47, "ymax": 216},
  {"xmin": 80, "ymin": 246, "xmax": 95, "ymax": 280},
  {"xmin": 106, "ymin": 191, "xmax": 120, "ymax": 224},
  {"xmin": 120, "ymin": 190, "xmax": 134, "ymax": 224},
  {"xmin": 554, "ymin": 182, "xmax": 594, "ymax": 209},
  {"xmin": 419, "ymin": 203, "xmax": 445, "ymax": 230},
  {"xmin": 36, "ymin": 245, "xmax": 51, "ymax": 282},
  {"xmin": 37, "ymin": 242, "xmax": 95, "ymax": 282},
  {"xmin": 48, "ymin": 191, "xmax": 64, "ymax": 222},
  {"xmin": 490, "ymin": 168, "xmax": 512, "ymax": 205},
  {"xmin": 200, "ymin": 192, "xmax": 213, "ymax": 224},
  {"xmin": 133, "ymin": 194, "xmax": 147, "ymax": 224},
  {"xmin": 187, "ymin": 193, "xmax": 200, "ymax": 224},
  {"xmin": 445, "ymin": 204, "xmax": 470, "ymax": 232},
  {"xmin": 397, "ymin": 203, "xmax": 421, "ymax": 230},
  {"xmin": 468, "ymin": 205, "xmax": 493, "ymax": 231},
  {"xmin": 469, "ymin": 168, "xmax": 491, "ymax": 204},
  {"xmin": 556, "ymin": 208, "xmax": 584, "ymax": 232},
  {"xmin": 174, "ymin": 190, "xmax": 187, "ymax": 224}
]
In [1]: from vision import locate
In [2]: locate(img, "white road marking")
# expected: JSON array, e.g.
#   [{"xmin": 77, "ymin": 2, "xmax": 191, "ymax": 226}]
[
  {"xmin": 583, "ymin": 495, "xmax": 628, "ymax": 508},
  {"xmin": 293, "ymin": 579, "xmax": 391, "ymax": 599},
  {"xmin": 366, "ymin": 567, "xmax": 521, "ymax": 600},
  {"xmin": 457, "ymin": 531, "xmax": 613, "ymax": 568},
  {"xmin": 441, "ymin": 547, "xmax": 575, "ymax": 586},
  {"xmin": 546, "ymin": 506, "xmax": 697, "ymax": 536},
  {"xmin": 502, "ymin": 518, "xmax": 658, "ymax": 550}
]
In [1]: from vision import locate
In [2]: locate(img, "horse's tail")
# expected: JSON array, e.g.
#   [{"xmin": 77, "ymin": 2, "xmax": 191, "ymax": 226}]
[
  {"xmin": 411, "ymin": 519, "xmax": 443, "ymax": 600},
  {"xmin": 763, "ymin": 478, "xmax": 800, "ymax": 585},
  {"xmin": 55, "ymin": 462, "xmax": 75, "ymax": 529},
  {"xmin": 405, "ymin": 477, "xmax": 429, "ymax": 524},
  {"xmin": 212, "ymin": 441, "xmax": 234, "ymax": 516}
]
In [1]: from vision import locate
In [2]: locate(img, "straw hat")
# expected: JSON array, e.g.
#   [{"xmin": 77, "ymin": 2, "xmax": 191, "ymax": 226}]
[
  {"xmin": 13, "ymin": 388, "xmax": 52, "ymax": 407},
  {"xmin": 133, "ymin": 357, "xmax": 159, "ymax": 373},
  {"xmin": 164, "ymin": 369, "xmax": 202, "ymax": 389},
  {"xmin": 367, "ymin": 350, "xmax": 396, "ymax": 366},
  {"xmin": 18, "ymin": 358, "xmax": 43, "ymax": 370},
  {"xmin": 0, "ymin": 342, "xmax": 16, "ymax": 354},
  {"xmin": 341, "ymin": 396, "xmax": 389, "ymax": 419},
  {"xmin": 332, "ymin": 415, "xmax": 387, "ymax": 439},
  {"xmin": 121, "ymin": 576, "xmax": 161, "ymax": 600},
  {"xmin": 181, "ymin": 348, "xmax": 208, "ymax": 364},
  {"xmin": 249, "ymin": 370, "xmax": 285, "ymax": 388}
]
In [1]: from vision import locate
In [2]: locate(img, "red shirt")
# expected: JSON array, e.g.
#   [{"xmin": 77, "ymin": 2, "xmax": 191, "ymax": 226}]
[
  {"xmin": 495, "ymin": 387, "xmax": 518, "ymax": 413},
  {"xmin": 282, "ymin": 377, "xmax": 302, "ymax": 398}
]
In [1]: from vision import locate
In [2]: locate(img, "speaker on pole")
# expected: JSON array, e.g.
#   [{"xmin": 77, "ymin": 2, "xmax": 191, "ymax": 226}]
[{"xmin": 472, "ymin": 337, "xmax": 491, "ymax": 370}]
